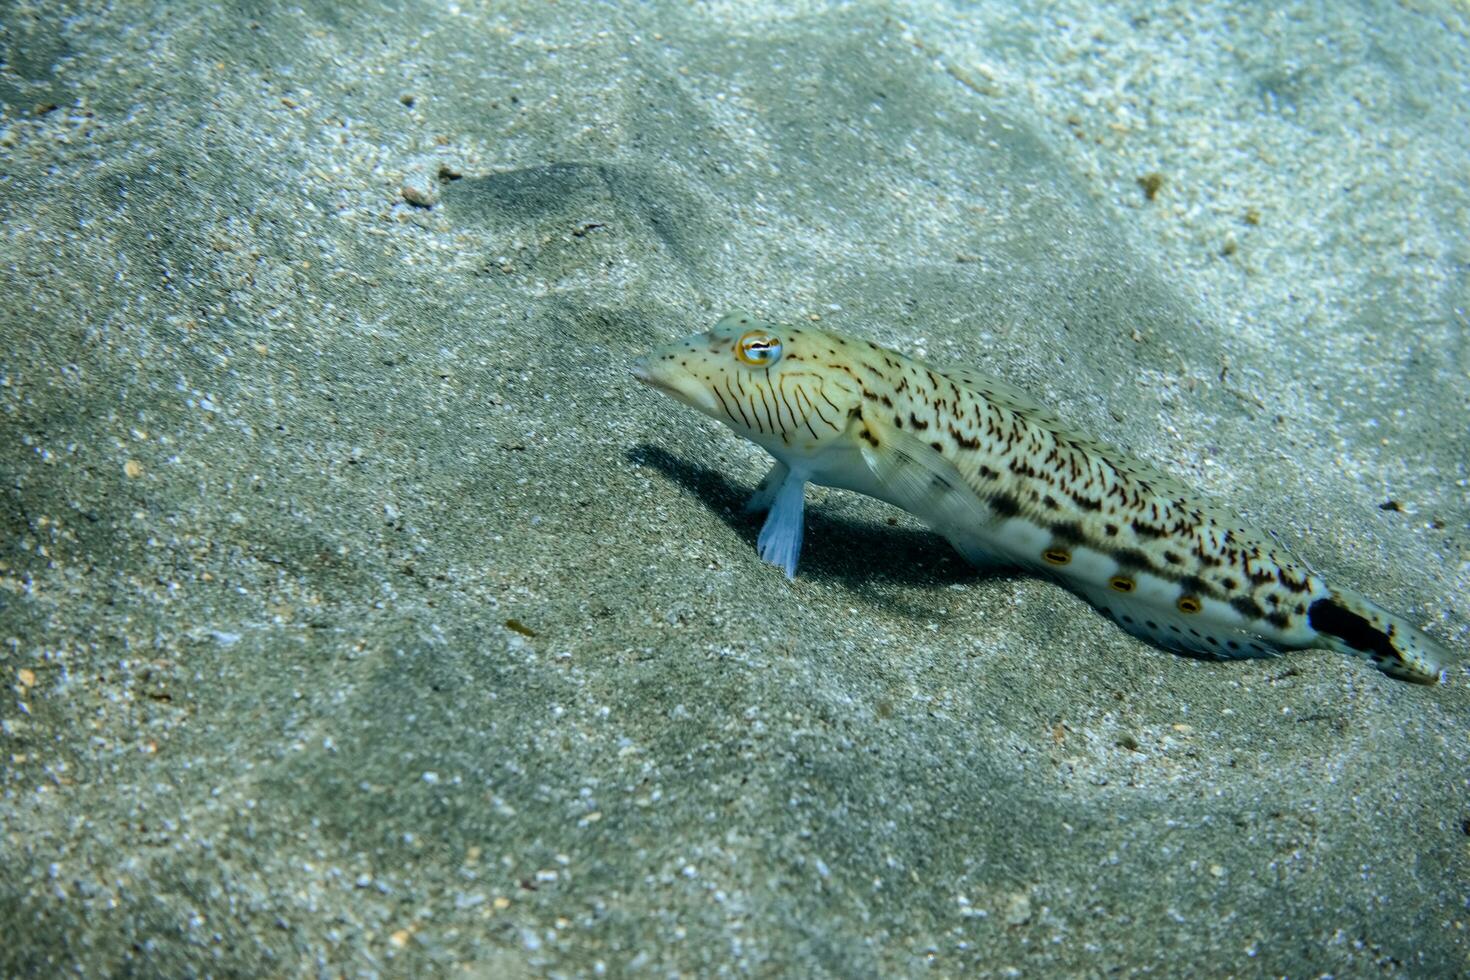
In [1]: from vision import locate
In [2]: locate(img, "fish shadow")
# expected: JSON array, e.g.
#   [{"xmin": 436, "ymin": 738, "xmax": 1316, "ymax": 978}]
[{"xmin": 628, "ymin": 444, "xmax": 1022, "ymax": 595}]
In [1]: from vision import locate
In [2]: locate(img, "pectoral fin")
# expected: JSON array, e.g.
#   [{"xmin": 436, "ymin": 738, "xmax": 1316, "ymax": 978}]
[{"xmin": 858, "ymin": 410, "xmax": 1006, "ymax": 568}]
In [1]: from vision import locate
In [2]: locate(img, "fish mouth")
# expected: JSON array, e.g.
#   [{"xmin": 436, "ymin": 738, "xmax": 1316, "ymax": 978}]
[
  {"xmin": 630, "ymin": 355, "xmax": 716, "ymax": 413},
  {"xmin": 630, "ymin": 356, "xmax": 676, "ymax": 395}
]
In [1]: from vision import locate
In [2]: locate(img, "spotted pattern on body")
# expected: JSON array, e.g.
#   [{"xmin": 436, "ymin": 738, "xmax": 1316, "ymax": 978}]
[{"xmin": 633, "ymin": 312, "xmax": 1451, "ymax": 684}]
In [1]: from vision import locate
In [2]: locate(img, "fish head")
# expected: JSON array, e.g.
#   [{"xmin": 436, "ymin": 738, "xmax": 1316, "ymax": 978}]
[{"xmin": 632, "ymin": 311, "xmax": 862, "ymax": 455}]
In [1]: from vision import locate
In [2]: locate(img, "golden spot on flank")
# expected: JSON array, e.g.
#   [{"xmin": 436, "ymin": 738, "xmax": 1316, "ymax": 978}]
[
  {"xmin": 1177, "ymin": 595, "xmax": 1202, "ymax": 614},
  {"xmin": 1041, "ymin": 548, "xmax": 1071, "ymax": 566},
  {"xmin": 1108, "ymin": 576, "xmax": 1135, "ymax": 593}
]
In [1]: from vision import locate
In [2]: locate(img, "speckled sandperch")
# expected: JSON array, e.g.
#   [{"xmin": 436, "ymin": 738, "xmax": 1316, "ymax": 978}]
[{"xmin": 634, "ymin": 311, "xmax": 1452, "ymax": 684}]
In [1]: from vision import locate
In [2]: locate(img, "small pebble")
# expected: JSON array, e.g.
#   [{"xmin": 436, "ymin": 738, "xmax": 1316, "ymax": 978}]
[{"xmin": 401, "ymin": 174, "xmax": 438, "ymax": 208}]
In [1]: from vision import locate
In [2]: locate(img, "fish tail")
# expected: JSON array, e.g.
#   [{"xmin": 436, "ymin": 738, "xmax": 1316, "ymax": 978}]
[{"xmin": 1306, "ymin": 586, "xmax": 1450, "ymax": 684}]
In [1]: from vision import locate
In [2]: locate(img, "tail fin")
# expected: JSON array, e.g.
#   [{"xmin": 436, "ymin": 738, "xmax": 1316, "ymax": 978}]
[{"xmin": 1306, "ymin": 587, "xmax": 1450, "ymax": 684}]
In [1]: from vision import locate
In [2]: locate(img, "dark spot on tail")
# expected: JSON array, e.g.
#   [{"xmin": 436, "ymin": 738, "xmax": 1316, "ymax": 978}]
[{"xmin": 1308, "ymin": 597, "xmax": 1396, "ymax": 662}]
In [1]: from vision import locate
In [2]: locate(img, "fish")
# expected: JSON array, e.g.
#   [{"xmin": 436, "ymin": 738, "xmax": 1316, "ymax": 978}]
[{"xmin": 632, "ymin": 311, "xmax": 1453, "ymax": 684}]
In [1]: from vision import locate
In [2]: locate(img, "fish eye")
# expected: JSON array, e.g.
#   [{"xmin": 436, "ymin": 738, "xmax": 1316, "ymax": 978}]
[{"xmin": 735, "ymin": 330, "xmax": 783, "ymax": 366}]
